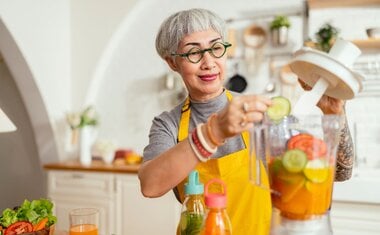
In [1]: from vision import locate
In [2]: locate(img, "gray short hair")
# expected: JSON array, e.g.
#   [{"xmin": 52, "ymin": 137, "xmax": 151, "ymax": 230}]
[{"xmin": 155, "ymin": 8, "xmax": 226, "ymax": 59}]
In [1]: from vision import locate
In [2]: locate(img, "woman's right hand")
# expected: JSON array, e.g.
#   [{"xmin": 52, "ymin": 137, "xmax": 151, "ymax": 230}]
[{"xmin": 211, "ymin": 95, "xmax": 272, "ymax": 141}]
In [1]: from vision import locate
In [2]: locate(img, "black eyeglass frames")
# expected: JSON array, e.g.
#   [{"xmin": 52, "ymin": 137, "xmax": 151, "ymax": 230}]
[{"xmin": 171, "ymin": 42, "xmax": 232, "ymax": 64}]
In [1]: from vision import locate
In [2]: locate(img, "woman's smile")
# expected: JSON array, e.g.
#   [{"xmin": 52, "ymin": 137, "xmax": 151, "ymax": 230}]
[{"xmin": 199, "ymin": 73, "xmax": 219, "ymax": 81}]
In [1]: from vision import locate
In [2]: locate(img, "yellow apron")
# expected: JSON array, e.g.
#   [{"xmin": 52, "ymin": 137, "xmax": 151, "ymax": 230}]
[{"xmin": 177, "ymin": 90, "xmax": 272, "ymax": 235}]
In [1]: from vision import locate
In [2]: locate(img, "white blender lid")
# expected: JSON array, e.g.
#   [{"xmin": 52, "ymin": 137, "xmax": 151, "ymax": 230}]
[{"xmin": 289, "ymin": 44, "xmax": 364, "ymax": 100}]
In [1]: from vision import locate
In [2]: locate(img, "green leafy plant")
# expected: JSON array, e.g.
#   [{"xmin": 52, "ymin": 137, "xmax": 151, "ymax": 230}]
[
  {"xmin": 0, "ymin": 198, "xmax": 57, "ymax": 228},
  {"xmin": 66, "ymin": 106, "xmax": 98, "ymax": 130},
  {"xmin": 270, "ymin": 15, "xmax": 291, "ymax": 30},
  {"xmin": 315, "ymin": 23, "xmax": 339, "ymax": 52}
]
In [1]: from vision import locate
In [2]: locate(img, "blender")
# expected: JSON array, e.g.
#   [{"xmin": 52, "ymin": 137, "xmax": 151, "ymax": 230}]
[{"xmin": 249, "ymin": 39, "xmax": 364, "ymax": 235}]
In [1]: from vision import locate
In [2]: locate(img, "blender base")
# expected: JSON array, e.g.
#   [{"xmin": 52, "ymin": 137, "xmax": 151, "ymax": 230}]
[{"xmin": 270, "ymin": 209, "xmax": 333, "ymax": 235}]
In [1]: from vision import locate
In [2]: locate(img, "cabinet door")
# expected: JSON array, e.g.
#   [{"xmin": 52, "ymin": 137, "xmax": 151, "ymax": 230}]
[
  {"xmin": 331, "ymin": 201, "xmax": 380, "ymax": 235},
  {"xmin": 47, "ymin": 171, "xmax": 116, "ymax": 235},
  {"xmin": 115, "ymin": 174, "xmax": 181, "ymax": 235}
]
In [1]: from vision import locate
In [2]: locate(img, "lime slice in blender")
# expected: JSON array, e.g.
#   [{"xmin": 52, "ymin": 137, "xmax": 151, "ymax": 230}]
[
  {"xmin": 269, "ymin": 158, "xmax": 283, "ymax": 175},
  {"xmin": 282, "ymin": 149, "xmax": 308, "ymax": 173},
  {"xmin": 303, "ymin": 159, "xmax": 329, "ymax": 183},
  {"xmin": 267, "ymin": 96, "xmax": 291, "ymax": 121}
]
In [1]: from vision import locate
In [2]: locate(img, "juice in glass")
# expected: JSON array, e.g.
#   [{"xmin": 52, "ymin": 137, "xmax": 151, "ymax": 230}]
[
  {"xmin": 69, "ymin": 224, "xmax": 98, "ymax": 235},
  {"xmin": 69, "ymin": 208, "xmax": 99, "ymax": 235}
]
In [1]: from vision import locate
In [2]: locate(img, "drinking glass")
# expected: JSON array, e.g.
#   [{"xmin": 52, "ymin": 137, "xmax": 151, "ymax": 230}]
[{"xmin": 69, "ymin": 208, "xmax": 99, "ymax": 235}]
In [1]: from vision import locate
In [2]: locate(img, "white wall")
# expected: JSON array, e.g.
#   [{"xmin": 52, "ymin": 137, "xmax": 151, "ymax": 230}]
[
  {"xmin": 71, "ymin": 0, "xmax": 138, "ymax": 109},
  {"xmin": 0, "ymin": 0, "xmax": 71, "ymax": 121},
  {"xmin": 0, "ymin": 0, "xmax": 138, "ymax": 160}
]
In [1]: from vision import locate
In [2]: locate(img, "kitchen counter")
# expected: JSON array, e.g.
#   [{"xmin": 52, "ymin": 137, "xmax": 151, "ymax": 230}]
[{"xmin": 44, "ymin": 160, "xmax": 140, "ymax": 174}]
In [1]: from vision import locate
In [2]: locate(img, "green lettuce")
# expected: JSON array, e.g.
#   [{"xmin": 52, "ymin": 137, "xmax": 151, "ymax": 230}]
[{"xmin": 0, "ymin": 198, "xmax": 57, "ymax": 228}]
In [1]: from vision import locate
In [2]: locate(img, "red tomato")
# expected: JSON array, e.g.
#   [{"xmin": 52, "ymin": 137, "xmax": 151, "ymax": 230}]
[
  {"xmin": 287, "ymin": 134, "xmax": 327, "ymax": 160},
  {"xmin": 4, "ymin": 221, "xmax": 33, "ymax": 235}
]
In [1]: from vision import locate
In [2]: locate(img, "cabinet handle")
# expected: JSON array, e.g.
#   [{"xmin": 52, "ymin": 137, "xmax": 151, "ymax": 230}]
[{"xmin": 71, "ymin": 173, "xmax": 84, "ymax": 179}]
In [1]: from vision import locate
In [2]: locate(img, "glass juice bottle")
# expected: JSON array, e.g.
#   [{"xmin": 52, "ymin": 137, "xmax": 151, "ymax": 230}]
[
  {"xmin": 179, "ymin": 170, "xmax": 206, "ymax": 235},
  {"xmin": 201, "ymin": 178, "xmax": 232, "ymax": 235}
]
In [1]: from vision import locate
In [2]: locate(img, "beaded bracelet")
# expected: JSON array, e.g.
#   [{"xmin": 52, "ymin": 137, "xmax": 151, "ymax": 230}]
[
  {"xmin": 188, "ymin": 131, "xmax": 209, "ymax": 162},
  {"xmin": 196, "ymin": 124, "xmax": 217, "ymax": 154},
  {"xmin": 192, "ymin": 130, "xmax": 212, "ymax": 158},
  {"xmin": 206, "ymin": 114, "xmax": 226, "ymax": 146}
]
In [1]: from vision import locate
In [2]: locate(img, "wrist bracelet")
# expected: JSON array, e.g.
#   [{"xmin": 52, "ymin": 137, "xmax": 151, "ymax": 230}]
[
  {"xmin": 192, "ymin": 130, "xmax": 212, "ymax": 158},
  {"xmin": 206, "ymin": 114, "xmax": 226, "ymax": 146},
  {"xmin": 188, "ymin": 133, "xmax": 209, "ymax": 162},
  {"xmin": 196, "ymin": 124, "xmax": 217, "ymax": 154}
]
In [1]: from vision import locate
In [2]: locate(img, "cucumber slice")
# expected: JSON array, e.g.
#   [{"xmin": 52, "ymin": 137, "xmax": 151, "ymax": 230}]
[
  {"xmin": 267, "ymin": 96, "xmax": 291, "ymax": 121},
  {"xmin": 282, "ymin": 149, "xmax": 308, "ymax": 173}
]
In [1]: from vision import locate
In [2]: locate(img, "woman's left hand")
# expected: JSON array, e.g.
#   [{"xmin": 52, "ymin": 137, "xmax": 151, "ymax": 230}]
[{"xmin": 298, "ymin": 79, "xmax": 345, "ymax": 115}]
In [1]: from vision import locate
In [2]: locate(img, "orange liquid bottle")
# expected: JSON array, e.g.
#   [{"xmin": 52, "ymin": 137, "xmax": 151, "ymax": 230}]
[
  {"xmin": 69, "ymin": 224, "xmax": 99, "ymax": 235},
  {"xmin": 200, "ymin": 178, "xmax": 232, "ymax": 235}
]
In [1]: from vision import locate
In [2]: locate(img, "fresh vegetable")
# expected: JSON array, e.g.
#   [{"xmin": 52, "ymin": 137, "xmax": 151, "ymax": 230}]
[
  {"xmin": 303, "ymin": 159, "xmax": 329, "ymax": 183},
  {"xmin": 287, "ymin": 133, "xmax": 327, "ymax": 160},
  {"xmin": 282, "ymin": 149, "xmax": 308, "ymax": 173},
  {"xmin": 32, "ymin": 218, "xmax": 48, "ymax": 232},
  {"xmin": 4, "ymin": 221, "xmax": 33, "ymax": 235},
  {"xmin": 267, "ymin": 96, "xmax": 291, "ymax": 121},
  {"xmin": 0, "ymin": 199, "xmax": 56, "ymax": 235}
]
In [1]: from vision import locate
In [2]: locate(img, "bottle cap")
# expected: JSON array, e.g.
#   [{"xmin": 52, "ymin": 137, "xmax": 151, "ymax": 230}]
[
  {"xmin": 204, "ymin": 178, "xmax": 227, "ymax": 208},
  {"xmin": 185, "ymin": 170, "xmax": 204, "ymax": 195}
]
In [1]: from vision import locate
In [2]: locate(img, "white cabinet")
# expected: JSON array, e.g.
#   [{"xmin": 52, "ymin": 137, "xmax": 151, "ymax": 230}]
[
  {"xmin": 47, "ymin": 171, "xmax": 116, "ymax": 235},
  {"xmin": 47, "ymin": 170, "xmax": 181, "ymax": 235},
  {"xmin": 331, "ymin": 171, "xmax": 380, "ymax": 234},
  {"xmin": 115, "ymin": 174, "xmax": 180, "ymax": 235},
  {"xmin": 331, "ymin": 201, "xmax": 380, "ymax": 235}
]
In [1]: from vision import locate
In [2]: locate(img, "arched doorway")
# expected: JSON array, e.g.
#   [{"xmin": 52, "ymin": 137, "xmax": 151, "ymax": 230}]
[{"xmin": 0, "ymin": 18, "xmax": 58, "ymax": 210}]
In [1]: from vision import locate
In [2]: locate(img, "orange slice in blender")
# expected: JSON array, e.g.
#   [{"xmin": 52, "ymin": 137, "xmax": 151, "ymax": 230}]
[
  {"xmin": 303, "ymin": 159, "xmax": 329, "ymax": 183},
  {"xmin": 280, "ymin": 176, "xmax": 305, "ymax": 203}
]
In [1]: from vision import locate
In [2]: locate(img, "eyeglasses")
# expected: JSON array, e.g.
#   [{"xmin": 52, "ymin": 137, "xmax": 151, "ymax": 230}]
[{"xmin": 171, "ymin": 42, "xmax": 232, "ymax": 64}]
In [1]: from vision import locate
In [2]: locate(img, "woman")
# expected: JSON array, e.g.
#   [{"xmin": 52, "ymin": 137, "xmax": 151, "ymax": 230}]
[{"xmin": 138, "ymin": 8, "xmax": 354, "ymax": 234}]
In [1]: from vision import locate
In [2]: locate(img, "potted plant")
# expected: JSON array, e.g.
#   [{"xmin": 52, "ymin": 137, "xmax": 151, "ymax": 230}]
[
  {"xmin": 270, "ymin": 15, "xmax": 291, "ymax": 46},
  {"xmin": 66, "ymin": 106, "xmax": 99, "ymax": 165},
  {"xmin": 315, "ymin": 23, "xmax": 339, "ymax": 52}
]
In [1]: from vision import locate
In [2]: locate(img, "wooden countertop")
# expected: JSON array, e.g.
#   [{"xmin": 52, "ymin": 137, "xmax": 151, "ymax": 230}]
[{"xmin": 44, "ymin": 159, "xmax": 140, "ymax": 174}]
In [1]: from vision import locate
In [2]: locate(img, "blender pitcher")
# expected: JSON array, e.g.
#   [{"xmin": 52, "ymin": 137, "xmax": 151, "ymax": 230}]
[{"xmin": 249, "ymin": 114, "xmax": 343, "ymax": 235}]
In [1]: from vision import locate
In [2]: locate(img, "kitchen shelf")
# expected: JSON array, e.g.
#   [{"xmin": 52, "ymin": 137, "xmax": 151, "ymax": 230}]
[
  {"xmin": 352, "ymin": 38, "xmax": 380, "ymax": 50},
  {"xmin": 308, "ymin": 0, "xmax": 380, "ymax": 9},
  {"xmin": 303, "ymin": 39, "xmax": 380, "ymax": 51},
  {"xmin": 44, "ymin": 159, "xmax": 140, "ymax": 173}
]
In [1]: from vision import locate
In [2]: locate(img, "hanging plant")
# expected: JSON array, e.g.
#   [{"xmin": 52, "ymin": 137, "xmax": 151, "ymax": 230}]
[{"xmin": 315, "ymin": 23, "xmax": 339, "ymax": 52}]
